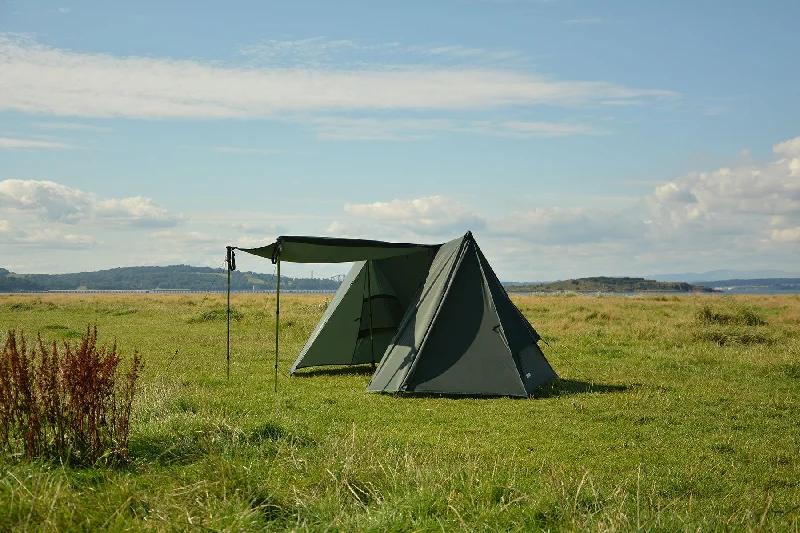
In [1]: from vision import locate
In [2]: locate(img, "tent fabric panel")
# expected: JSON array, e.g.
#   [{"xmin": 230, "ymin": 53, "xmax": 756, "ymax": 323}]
[
  {"xmin": 517, "ymin": 344, "xmax": 558, "ymax": 395},
  {"xmin": 474, "ymin": 244, "xmax": 541, "ymax": 353},
  {"xmin": 238, "ymin": 236, "xmax": 438, "ymax": 264},
  {"xmin": 291, "ymin": 258, "xmax": 411, "ymax": 372},
  {"xmin": 474, "ymin": 244, "xmax": 557, "ymax": 391},
  {"xmin": 290, "ymin": 261, "xmax": 366, "ymax": 372},
  {"xmin": 404, "ymin": 241, "xmax": 527, "ymax": 397},
  {"xmin": 364, "ymin": 311, "xmax": 418, "ymax": 391},
  {"xmin": 407, "ymin": 236, "xmax": 466, "ymax": 347},
  {"xmin": 359, "ymin": 296, "xmax": 404, "ymax": 333},
  {"xmin": 366, "ymin": 235, "xmax": 466, "ymax": 392},
  {"xmin": 373, "ymin": 250, "xmax": 437, "ymax": 308},
  {"xmin": 364, "ymin": 261, "xmax": 398, "ymax": 301},
  {"xmin": 350, "ymin": 329, "xmax": 397, "ymax": 366},
  {"xmin": 357, "ymin": 261, "xmax": 405, "ymax": 343}
]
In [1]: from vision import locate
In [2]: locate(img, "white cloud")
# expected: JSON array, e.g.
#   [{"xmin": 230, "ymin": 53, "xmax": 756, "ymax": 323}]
[
  {"xmin": 0, "ymin": 34, "xmax": 677, "ymax": 120},
  {"xmin": 310, "ymin": 117, "xmax": 452, "ymax": 141},
  {"xmin": 237, "ymin": 37, "xmax": 365, "ymax": 67},
  {"xmin": 0, "ymin": 137, "xmax": 77, "ymax": 149},
  {"xmin": 239, "ymin": 38, "xmax": 527, "ymax": 69},
  {"xmin": 771, "ymin": 227, "xmax": 800, "ymax": 243},
  {"xmin": 344, "ymin": 196, "xmax": 487, "ymax": 236},
  {"xmin": 412, "ymin": 44, "xmax": 526, "ymax": 66},
  {"xmin": 215, "ymin": 221, "xmax": 285, "ymax": 235},
  {"xmin": 491, "ymin": 206, "xmax": 644, "ymax": 244},
  {"xmin": 213, "ymin": 146, "xmax": 285, "ymax": 155},
  {"xmin": 652, "ymin": 182, "xmax": 697, "ymax": 204},
  {"xmin": 95, "ymin": 197, "xmax": 182, "ymax": 227},
  {"xmin": 0, "ymin": 219, "xmax": 98, "ymax": 248},
  {"xmin": 31, "ymin": 121, "xmax": 110, "ymax": 132},
  {"xmin": 0, "ymin": 179, "xmax": 182, "ymax": 227},
  {"xmin": 150, "ymin": 230, "xmax": 218, "ymax": 244},
  {"xmin": 307, "ymin": 116, "xmax": 609, "ymax": 141},
  {"xmin": 646, "ymin": 136, "xmax": 800, "ymax": 247},
  {"xmin": 498, "ymin": 120, "xmax": 609, "ymax": 138},
  {"xmin": 0, "ymin": 180, "xmax": 90, "ymax": 222},
  {"xmin": 325, "ymin": 221, "xmax": 350, "ymax": 235},
  {"xmin": 0, "ymin": 220, "xmax": 18, "ymax": 235},
  {"xmin": 233, "ymin": 235, "xmax": 282, "ymax": 250},
  {"xmin": 336, "ymin": 135, "xmax": 800, "ymax": 276},
  {"xmin": 773, "ymin": 137, "xmax": 800, "ymax": 158}
]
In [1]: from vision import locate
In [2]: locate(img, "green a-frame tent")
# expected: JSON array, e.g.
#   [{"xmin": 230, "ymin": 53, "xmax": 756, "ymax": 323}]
[{"xmin": 235, "ymin": 232, "xmax": 556, "ymax": 397}]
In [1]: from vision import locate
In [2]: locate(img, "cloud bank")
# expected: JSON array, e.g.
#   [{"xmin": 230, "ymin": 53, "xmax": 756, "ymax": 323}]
[
  {"xmin": 2, "ymin": 135, "xmax": 798, "ymax": 277},
  {"xmin": 0, "ymin": 179, "xmax": 182, "ymax": 227},
  {"xmin": 0, "ymin": 34, "xmax": 677, "ymax": 121}
]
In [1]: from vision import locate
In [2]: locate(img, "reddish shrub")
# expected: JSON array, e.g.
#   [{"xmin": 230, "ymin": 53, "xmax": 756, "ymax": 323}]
[{"xmin": 0, "ymin": 326, "xmax": 142, "ymax": 464}]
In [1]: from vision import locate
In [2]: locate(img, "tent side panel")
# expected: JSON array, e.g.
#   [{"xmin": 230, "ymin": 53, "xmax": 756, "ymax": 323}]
[
  {"xmin": 404, "ymin": 243, "xmax": 527, "ymax": 397},
  {"xmin": 474, "ymin": 245, "xmax": 557, "ymax": 394},
  {"xmin": 366, "ymin": 236, "xmax": 464, "ymax": 392},
  {"xmin": 474, "ymin": 245, "xmax": 540, "ymax": 351},
  {"xmin": 290, "ymin": 262, "xmax": 366, "ymax": 372}
]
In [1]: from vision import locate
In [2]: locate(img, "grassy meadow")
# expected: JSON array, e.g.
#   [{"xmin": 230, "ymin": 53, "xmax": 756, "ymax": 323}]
[{"xmin": 0, "ymin": 292, "xmax": 798, "ymax": 532}]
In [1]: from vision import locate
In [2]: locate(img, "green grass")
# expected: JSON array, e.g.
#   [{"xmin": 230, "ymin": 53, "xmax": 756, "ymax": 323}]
[{"xmin": 1, "ymin": 293, "xmax": 798, "ymax": 532}]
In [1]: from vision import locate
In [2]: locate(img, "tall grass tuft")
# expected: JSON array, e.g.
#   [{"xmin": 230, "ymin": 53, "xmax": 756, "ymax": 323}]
[
  {"xmin": 696, "ymin": 304, "xmax": 767, "ymax": 326},
  {"xmin": 0, "ymin": 326, "xmax": 142, "ymax": 464},
  {"xmin": 693, "ymin": 303, "xmax": 772, "ymax": 345}
]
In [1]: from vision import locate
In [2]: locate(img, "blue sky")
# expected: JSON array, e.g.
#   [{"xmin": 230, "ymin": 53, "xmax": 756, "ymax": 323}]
[{"xmin": 1, "ymin": 0, "xmax": 799, "ymax": 280}]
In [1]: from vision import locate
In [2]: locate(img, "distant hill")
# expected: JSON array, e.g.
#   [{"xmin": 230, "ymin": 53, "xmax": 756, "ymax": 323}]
[
  {"xmin": 696, "ymin": 278, "xmax": 800, "ymax": 291},
  {"xmin": 651, "ymin": 269, "xmax": 800, "ymax": 282},
  {"xmin": 0, "ymin": 265, "xmax": 341, "ymax": 292},
  {"xmin": 505, "ymin": 276, "xmax": 713, "ymax": 293}
]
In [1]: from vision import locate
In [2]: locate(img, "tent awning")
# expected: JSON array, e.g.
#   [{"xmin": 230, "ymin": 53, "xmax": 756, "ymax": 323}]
[{"xmin": 236, "ymin": 236, "xmax": 440, "ymax": 264}]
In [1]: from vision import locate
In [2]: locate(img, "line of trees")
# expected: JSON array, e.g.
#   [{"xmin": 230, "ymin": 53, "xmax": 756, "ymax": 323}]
[{"xmin": 0, "ymin": 265, "xmax": 341, "ymax": 292}]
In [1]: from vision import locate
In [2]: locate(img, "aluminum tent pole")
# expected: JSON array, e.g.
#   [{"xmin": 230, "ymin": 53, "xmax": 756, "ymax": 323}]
[
  {"xmin": 226, "ymin": 247, "xmax": 231, "ymax": 381},
  {"xmin": 274, "ymin": 257, "xmax": 280, "ymax": 393}
]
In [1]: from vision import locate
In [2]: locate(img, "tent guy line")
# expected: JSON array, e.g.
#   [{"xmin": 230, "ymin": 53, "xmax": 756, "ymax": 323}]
[{"xmin": 227, "ymin": 232, "xmax": 557, "ymax": 397}]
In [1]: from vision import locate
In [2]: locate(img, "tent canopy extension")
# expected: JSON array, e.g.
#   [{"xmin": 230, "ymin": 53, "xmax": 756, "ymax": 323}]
[
  {"xmin": 236, "ymin": 232, "xmax": 557, "ymax": 397},
  {"xmin": 240, "ymin": 235, "xmax": 438, "ymax": 264}
]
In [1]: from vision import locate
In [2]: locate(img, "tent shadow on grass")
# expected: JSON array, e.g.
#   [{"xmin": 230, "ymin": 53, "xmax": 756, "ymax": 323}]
[
  {"xmin": 374, "ymin": 379, "xmax": 630, "ymax": 400},
  {"xmin": 291, "ymin": 365, "xmax": 375, "ymax": 378},
  {"xmin": 534, "ymin": 378, "xmax": 630, "ymax": 398},
  {"xmin": 291, "ymin": 372, "xmax": 629, "ymax": 399}
]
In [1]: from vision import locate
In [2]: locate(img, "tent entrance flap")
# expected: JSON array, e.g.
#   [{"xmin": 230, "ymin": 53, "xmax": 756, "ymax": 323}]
[{"xmin": 291, "ymin": 257, "xmax": 418, "ymax": 372}]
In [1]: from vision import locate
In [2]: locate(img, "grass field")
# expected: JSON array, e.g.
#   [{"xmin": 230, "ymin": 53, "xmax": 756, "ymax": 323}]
[{"xmin": 1, "ymin": 292, "xmax": 798, "ymax": 532}]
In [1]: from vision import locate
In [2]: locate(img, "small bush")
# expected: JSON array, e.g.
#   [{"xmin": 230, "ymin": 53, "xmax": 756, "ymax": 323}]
[{"xmin": 0, "ymin": 326, "xmax": 142, "ymax": 464}]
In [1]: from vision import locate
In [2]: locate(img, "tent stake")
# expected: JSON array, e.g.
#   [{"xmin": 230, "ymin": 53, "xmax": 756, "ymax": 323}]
[
  {"xmin": 367, "ymin": 261, "xmax": 375, "ymax": 370},
  {"xmin": 275, "ymin": 258, "xmax": 280, "ymax": 393}
]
